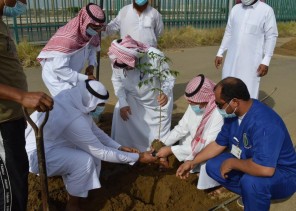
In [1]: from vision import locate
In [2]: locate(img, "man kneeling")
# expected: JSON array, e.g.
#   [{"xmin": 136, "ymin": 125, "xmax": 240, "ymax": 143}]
[
  {"xmin": 25, "ymin": 80, "xmax": 157, "ymax": 211},
  {"xmin": 176, "ymin": 77, "xmax": 296, "ymax": 211}
]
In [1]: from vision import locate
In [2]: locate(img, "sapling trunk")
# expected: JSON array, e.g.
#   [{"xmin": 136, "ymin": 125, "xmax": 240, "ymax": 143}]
[
  {"xmin": 158, "ymin": 90, "xmax": 162, "ymax": 140},
  {"xmin": 137, "ymin": 51, "xmax": 179, "ymax": 142}
]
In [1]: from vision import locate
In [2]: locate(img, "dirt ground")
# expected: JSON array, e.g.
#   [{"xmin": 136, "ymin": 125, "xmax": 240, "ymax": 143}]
[
  {"xmin": 25, "ymin": 38, "xmax": 296, "ymax": 211},
  {"xmin": 27, "ymin": 106, "xmax": 239, "ymax": 211}
]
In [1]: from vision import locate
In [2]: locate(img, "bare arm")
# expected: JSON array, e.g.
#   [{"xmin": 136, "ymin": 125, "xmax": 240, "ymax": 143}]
[
  {"xmin": 176, "ymin": 141, "xmax": 226, "ymax": 179},
  {"xmin": 192, "ymin": 141, "xmax": 226, "ymax": 166},
  {"xmin": 221, "ymin": 158, "xmax": 275, "ymax": 178},
  {"xmin": 0, "ymin": 84, "xmax": 53, "ymax": 112}
]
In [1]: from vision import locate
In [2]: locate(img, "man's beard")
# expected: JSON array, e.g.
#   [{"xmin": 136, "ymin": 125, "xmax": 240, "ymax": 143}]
[{"xmin": 133, "ymin": 1, "xmax": 148, "ymax": 13}]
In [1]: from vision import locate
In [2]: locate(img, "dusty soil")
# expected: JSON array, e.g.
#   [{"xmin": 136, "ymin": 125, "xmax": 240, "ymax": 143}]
[{"xmin": 27, "ymin": 104, "xmax": 239, "ymax": 211}]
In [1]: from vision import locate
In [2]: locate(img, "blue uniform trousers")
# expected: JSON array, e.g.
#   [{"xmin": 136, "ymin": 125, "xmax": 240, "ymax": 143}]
[{"xmin": 206, "ymin": 153, "xmax": 296, "ymax": 211}]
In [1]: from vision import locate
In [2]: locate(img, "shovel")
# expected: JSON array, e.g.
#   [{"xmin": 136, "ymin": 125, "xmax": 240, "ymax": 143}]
[{"xmin": 23, "ymin": 108, "xmax": 51, "ymax": 211}]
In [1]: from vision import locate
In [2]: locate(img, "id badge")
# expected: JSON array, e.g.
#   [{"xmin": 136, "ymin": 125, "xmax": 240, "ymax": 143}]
[{"xmin": 231, "ymin": 144, "xmax": 242, "ymax": 159}]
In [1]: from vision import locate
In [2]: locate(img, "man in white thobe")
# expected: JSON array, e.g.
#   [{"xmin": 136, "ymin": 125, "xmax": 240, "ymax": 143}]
[
  {"xmin": 25, "ymin": 80, "xmax": 157, "ymax": 211},
  {"xmin": 215, "ymin": 0, "xmax": 278, "ymax": 99},
  {"xmin": 157, "ymin": 75, "xmax": 223, "ymax": 190},
  {"xmin": 108, "ymin": 35, "xmax": 175, "ymax": 152},
  {"xmin": 105, "ymin": 0, "xmax": 163, "ymax": 47},
  {"xmin": 38, "ymin": 3, "xmax": 106, "ymax": 96}
]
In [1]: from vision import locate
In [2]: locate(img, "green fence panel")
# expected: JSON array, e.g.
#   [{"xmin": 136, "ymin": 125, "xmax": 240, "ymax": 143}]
[{"xmin": 2, "ymin": 0, "xmax": 296, "ymax": 44}]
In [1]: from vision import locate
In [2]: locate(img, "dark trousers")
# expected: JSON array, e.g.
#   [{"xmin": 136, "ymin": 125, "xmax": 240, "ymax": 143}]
[
  {"xmin": 0, "ymin": 118, "xmax": 28, "ymax": 211},
  {"xmin": 206, "ymin": 153, "xmax": 296, "ymax": 211}
]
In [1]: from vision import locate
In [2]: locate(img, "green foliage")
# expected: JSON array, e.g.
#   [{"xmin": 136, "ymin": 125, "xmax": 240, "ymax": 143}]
[
  {"xmin": 136, "ymin": 51, "xmax": 179, "ymax": 139},
  {"xmin": 137, "ymin": 51, "xmax": 179, "ymax": 91}
]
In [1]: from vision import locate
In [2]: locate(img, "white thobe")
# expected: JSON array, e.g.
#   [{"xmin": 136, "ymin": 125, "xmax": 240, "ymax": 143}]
[
  {"xmin": 216, "ymin": 1, "xmax": 278, "ymax": 99},
  {"xmin": 26, "ymin": 112, "xmax": 139, "ymax": 198},
  {"xmin": 111, "ymin": 48, "xmax": 175, "ymax": 152},
  {"xmin": 38, "ymin": 43, "xmax": 99, "ymax": 96},
  {"xmin": 163, "ymin": 106, "xmax": 224, "ymax": 189},
  {"xmin": 106, "ymin": 4, "xmax": 164, "ymax": 47}
]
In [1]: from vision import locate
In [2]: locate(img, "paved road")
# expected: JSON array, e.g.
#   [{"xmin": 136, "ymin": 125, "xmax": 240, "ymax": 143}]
[{"xmin": 24, "ymin": 44, "xmax": 296, "ymax": 210}]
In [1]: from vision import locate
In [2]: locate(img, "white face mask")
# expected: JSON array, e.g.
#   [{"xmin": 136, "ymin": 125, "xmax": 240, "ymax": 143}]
[
  {"xmin": 86, "ymin": 27, "xmax": 98, "ymax": 36},
  {"xmin": 241, "ymin": 0, "xmax": 256, "ymax": 6},
  {"xmin": 3, "ymin": 1, "xmax": 27, "ymax": 17}
]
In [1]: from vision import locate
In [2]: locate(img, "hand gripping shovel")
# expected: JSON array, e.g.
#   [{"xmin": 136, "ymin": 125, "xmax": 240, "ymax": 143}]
[{"xmin": 23, "ymin": 108, "xmax": 54, "ymax": 211}]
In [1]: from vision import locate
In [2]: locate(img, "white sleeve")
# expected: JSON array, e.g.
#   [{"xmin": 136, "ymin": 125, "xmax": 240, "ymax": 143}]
[
  {"xmin": 171, "ymin": 144, "xmax": 192, "ymax": 162},
  {"xmin": 216, "ymin": 10, "xmax": 234, "ymax": 57},
  {"xmin": 105, "ymin": 10, "xmax": 121, "ymax": 36},
  {"xmin": 63, "ymin": 116, "xmax": 139, "ymax": 164},
  {"xmin": 161, "ymin": 61, "xmax": 175, "ymax": 96},
  {"xmin": 91, "ymin": 120, "xmax": 121, "ymax": 149},
  {"xmin": 163, "ymin": 106, "xmax": 191, "ymax": 146},
  {"xmin": 154, "ymin": 12, "xmax": 164, "ymax": 39},
  {"xmin": 261, "ymin": 8, "xmax": 278, "ymax": 66},
  {"xmin": 52, "ymin": 56, "xmax": 87, "ymax": 84},
  {"xmin": 88, "ymin": 45, "xmax": 99, "ymax": 67},
  {"xmin": 111, "ymin": 68, "xmax": 129, "ymax": 108}
]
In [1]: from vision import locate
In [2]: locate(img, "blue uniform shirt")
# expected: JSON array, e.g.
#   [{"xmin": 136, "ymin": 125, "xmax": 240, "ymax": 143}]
[{"xmin": 216, "ymin": 100, "xmax": 296, "ymax": 172}]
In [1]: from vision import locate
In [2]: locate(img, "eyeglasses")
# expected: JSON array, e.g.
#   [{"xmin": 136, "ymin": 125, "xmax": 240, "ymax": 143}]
[
  {"xmin": 215, "ymin": 99, "xmax": 234, "ymax": 109},
  {"xmin": 215, "ymin": 101, "xmax": 226, "ymax": 109}
]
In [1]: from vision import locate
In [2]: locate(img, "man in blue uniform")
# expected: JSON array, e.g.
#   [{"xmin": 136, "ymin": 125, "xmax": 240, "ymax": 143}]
[{"xmin": 176, "ymin": 77, "xmax": 296, "ymax": 211}]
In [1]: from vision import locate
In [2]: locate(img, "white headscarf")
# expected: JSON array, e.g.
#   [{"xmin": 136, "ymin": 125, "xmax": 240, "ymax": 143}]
[{"xmin": 26, "ymin": 80, "xmax": 109, "ymax": 141}]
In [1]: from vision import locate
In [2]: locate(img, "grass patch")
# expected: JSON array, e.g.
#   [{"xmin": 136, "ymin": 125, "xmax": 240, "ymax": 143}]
[
  {"xmin": 277, "ymin": 22, "xmax": 296, "ymax": 37},
  {"xmin": 100, "ymin": 34, "xmax": 119, "ymax": 57},
  {"xmin": 17, "ymin": 41, "xmax": 43, "ymax": 67},
  {"xmin": 17, "ymin": 22, "xmax": 296, "ymax": 67},
  {"xmin": 158, "ymin": 26, "xmax": 225, "ymax": 49}
]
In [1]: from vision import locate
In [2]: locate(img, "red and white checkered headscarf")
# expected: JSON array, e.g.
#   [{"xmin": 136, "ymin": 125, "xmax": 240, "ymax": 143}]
[
  {"xmin": 108, "ymin": 35, "xmax": 149, "ymax": 68},
  {"xmin": 184, "ymin": 75, "xmax": 217, "ymax": 155},
  {"xmin": 39, "ymin": 3, "xmax": 105, "ymax": 56}
]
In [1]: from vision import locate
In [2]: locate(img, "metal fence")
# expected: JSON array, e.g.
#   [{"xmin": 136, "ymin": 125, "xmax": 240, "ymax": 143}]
[{"xmin": 3, "ymin": 0, "xmax": 296, "ymax": 44}]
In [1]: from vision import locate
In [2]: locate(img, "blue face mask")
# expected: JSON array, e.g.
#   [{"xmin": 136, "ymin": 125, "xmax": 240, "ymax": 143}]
[
  {"xmin": 86, "ymin": 27, "xmax": 98, "ymax": 36},
  {"xmin": 3, "ymin": 1, "xmax": 27, "ymax": 17},
  {"xmin": 90, "ymin": 106, "xmax": 105, "ymax": 123},
  {"xmin": 190, "ymin": 105, "xmax": 204, "ymax": 115},
  {"xmin": 135, "ymin": 0, "xmax": 148, "ymax": 6},
  {"xmin": 217, "ymin": 101, "xmax": 237, "ymax": 118}
]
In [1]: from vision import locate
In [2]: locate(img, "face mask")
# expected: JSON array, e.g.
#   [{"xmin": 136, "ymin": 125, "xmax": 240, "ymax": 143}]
[
  {"xmin": 217, "ymin": 101, "xmax": 237, "ymax": 118},
  {"xmin": 191, "ymin": 105, "xmax": 205, "ymax": 115},
  {"xmin": 135, "ymin": 0, "xmax": 148, "ymax": 6},
  {"xmin": 241, "ymin": 0, "xmax": 256, "ymax": 6},
  {"xmin": 3, "ymin": 1, "xmax": 27, "ymax": 17},
  {"xmin": 86, "ymin": 27, "xmax": 98, "ymax": 36},
  {"xmin": 90, "ymin": 106, "xmax": 105, "ymax": 123}
]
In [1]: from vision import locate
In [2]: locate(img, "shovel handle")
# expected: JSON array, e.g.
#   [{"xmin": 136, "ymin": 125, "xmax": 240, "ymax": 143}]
[
  {"xmin": 23, "ymin": 108, "xmax": 49, "ymax": 135},
  {"xmin": 23, "ymin": 108, "xmax": 50, "ymax": 211}
]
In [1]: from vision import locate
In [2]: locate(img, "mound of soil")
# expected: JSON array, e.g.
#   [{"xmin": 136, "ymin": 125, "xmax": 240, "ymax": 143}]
[
  {"xmin": 275, "ymin": 38, "xmax": 296, "ymax": 57},
  {"xmin": 27, "ymin": 105, "xmax": 240, "ymax": 211}
]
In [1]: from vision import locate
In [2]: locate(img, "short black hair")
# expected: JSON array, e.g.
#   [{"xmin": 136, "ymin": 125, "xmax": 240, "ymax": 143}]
[{"xmin": 214, "ymin": 77, "xmax": 250, "ymax": 102}]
